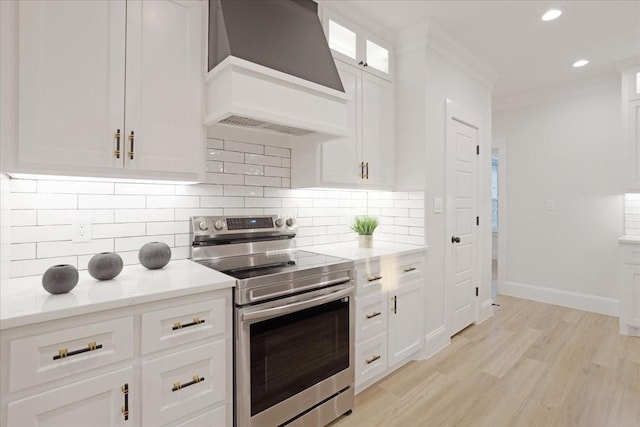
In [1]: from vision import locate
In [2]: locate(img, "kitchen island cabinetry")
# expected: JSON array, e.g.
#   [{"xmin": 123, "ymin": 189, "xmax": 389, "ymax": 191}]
[
  {"xmin": 0, "ymin": 0, "xmax": 203, "ymax": 182},
  {"xmin": 618, "ymin": 237, "xmax": 640, "ymax": 336},
  {"xmin": 0, "ymin": 260, "xmax": 234, "ymax": 427}
]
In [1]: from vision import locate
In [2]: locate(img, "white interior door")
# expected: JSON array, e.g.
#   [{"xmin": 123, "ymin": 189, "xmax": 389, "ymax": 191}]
[{"xmin": 446, "ymin": 107, "xmax": 479, "ymax": 337}]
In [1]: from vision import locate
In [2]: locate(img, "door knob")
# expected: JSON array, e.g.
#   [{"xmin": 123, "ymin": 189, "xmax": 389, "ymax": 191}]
[{"xmin": 451, "ymin": 236, "xmax": 461, "ymax": 243}]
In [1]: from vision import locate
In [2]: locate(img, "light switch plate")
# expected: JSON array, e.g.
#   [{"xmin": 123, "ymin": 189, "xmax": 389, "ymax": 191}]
[
  {"xmin": 434, "ymin": 197, "xmax": 443, "ymax": 213},
  {"xmin": 546, "ymin": 199, "xmax": 556, "ymax": 211}
]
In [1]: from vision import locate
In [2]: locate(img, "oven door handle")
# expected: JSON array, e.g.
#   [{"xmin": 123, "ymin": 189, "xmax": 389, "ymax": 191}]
[{"xmin": 241, "ymin": 285, "xmax": 353, "ymax": 322}]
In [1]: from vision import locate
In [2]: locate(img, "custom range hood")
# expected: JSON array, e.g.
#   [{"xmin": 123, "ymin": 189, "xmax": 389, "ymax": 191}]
[{"xmin": 205, "ymin": 0, "xmax": 348, "ymax": 138}]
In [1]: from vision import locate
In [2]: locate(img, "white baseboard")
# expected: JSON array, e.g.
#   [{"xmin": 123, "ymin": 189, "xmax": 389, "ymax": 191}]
[
  {"xmin": 423, "ymin": 325, "xmax": 449, "ymax": 359},
  {"xmin": 477, "ymin": 298, "xmax": 494, "ymax": 324},
  {"xmin": 502, "ymin": 281, "xmax": 619, "ymax": 317}
]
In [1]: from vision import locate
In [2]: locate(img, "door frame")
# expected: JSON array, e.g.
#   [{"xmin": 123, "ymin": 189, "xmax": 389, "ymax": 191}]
[{"xmin": 444, "ymin": 99, "xmax": 482, "ymax": 337}]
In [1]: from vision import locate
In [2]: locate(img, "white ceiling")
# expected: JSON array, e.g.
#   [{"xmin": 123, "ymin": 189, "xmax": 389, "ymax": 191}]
[{"xmin": 340, "ymin": 0, "xmax": 640, "ymax": 100}]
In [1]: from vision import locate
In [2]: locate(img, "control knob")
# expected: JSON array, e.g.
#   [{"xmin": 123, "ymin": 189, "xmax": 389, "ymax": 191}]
[
  {"xmin": 198, "ymin": 221, "xmax": 208, "ymax": 231},
  {"xmin": 213, "ymin": 220, "xmax": 225, "ymax": 231},
  {"xmin": 286, "ymin": 218, "xmax": 296, "ymax": 227},
  {"xmin": 275, "ymin": 218, "xmax": 284, "ymax": 227}
]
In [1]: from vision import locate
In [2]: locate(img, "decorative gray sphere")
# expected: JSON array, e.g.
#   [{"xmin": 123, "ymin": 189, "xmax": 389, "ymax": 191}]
[
  {"xmin": 42, "ymin": 264, "xmax": 79, "ymax": 294},
  {"xmin": 88, "ymin": 252, "xmax": 123, "ymax": 280},
  {"xmin": 139, "ymin": 242, "xmax": 172, "ymax": 270}
]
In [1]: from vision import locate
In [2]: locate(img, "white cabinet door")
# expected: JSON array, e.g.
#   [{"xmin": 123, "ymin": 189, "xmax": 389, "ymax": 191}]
[
  {"xmin": 17, "ymin": 0, "xmax": 126, "ymax": 170},
  {"xmin": 361, "ymin": 72, "xmax": 394, "ymax": 188},
  {"xmin": 629, "ymin": 100, "xmax": 640, "ymax": 189},
  {"xmin": 622, "ymin": 262, "xmax": 640, "ymax": 329},
  {"xmin": 7, "ymin": 368, "xmax": 133, "ymax": 427},
  {"xmin": 125, "ymin": 0, "xmax": 203, "ymax": 177},
  {"xmin": 387, "ymin": 280, "xmax": 424, "ymax": 367},
  {"xmin": 321, "ymin": 60, "xmax": 360, "ymax": 186}
]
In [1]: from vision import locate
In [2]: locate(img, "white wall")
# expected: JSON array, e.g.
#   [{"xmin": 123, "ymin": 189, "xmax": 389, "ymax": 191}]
[{"xmin": 494, "ymin": 83, "xmax": 624, "ymax": 314}]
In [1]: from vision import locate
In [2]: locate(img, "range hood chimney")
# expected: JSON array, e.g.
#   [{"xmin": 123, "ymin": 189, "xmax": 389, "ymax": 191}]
[{"xmin": 205, "ymin": 0, "xmax": 349, "ymax": 138}]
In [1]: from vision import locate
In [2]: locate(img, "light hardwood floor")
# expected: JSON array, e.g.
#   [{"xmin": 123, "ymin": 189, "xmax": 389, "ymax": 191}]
[{"xmin": 333, "ymin": 295, "xmax": 640, "ymax": 427}]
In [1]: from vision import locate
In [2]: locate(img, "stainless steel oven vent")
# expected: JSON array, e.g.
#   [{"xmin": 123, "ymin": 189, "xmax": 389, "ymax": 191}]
[{"xmin": 219, "ymin": 115, "xmax": 313, "ymax": 136}]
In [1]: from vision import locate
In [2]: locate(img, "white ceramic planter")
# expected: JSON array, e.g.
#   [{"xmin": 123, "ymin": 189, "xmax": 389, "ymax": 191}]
[{"xmin": 358, "ymin": 235, "xmax": 373, "ymax": 248}]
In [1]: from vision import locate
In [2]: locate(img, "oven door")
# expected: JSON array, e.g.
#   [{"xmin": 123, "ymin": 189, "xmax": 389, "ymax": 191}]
[{"xmin": 236, "ymin": 283, "xmax": 355, "ymax": 427}]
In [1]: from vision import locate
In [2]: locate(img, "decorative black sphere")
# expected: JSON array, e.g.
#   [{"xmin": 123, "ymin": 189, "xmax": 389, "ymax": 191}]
[
  {"xmin": 42, "ymin": 264, "xmax": 79, "ymax": 294},
  {"xmin": 88, "ymin": 252, "xmax": 123, "ymax": 280},
  {"xmin": 139, "ymin": 242, "xmax": 172, "ymax": 270}
]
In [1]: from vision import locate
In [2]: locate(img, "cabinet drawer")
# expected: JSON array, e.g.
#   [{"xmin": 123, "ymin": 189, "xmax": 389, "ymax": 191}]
[
  {"xmin": 7, "ymin": 367, "xmax": 133, "ymax": 427},
  {"xmin": 355, "ymin": 333, "xmax": 387, "ymax": 388},
  {"xmin": 356, "ymin": 260, "xmax": 386, "ymax": 295},
  {"xmin": 141, "ymin": 298, "xmax": 226, "ymax": 355},
  {"xmin": 397, "ymin": 256, "xmax": 425, "ymax": 281},
  {"xmin": 172, "ymin": 406, "xmax": 226, "ymax": 427},
  {"xmin": 142, "ymin": 340, "xmax": 227, "ymax": 427},
  {"xmin": 9, "ymin": 317, "xmax": 133, "ymax": 393},
  {"xmin": 355, "ymin": 291, "xmax": 387, "ymax": 344}
]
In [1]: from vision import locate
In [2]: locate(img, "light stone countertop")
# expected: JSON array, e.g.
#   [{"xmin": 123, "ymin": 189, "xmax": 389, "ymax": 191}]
[
  {"xmin": 0, "ymin": 259, "xmax": 235, "ymax": 330},
  {"xmin": 618, "ymin": 235, "xmax": 640, "ymax": 244},
  {"xmin": 300, "ymin": 240, "xmax": 428, "ymax": 263}
]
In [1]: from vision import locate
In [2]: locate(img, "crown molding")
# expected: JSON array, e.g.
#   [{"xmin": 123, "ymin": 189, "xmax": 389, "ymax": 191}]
[
  {"xmin": 615, "ymin": 56, "xmax": 640, "ymax": 72},
  {"xmin": 493, "ymin": 70, "xmax": 620, "ymax": 112},
  {"xmin": 395, "ymin": 24, "xmax": 429, "ymax": 54}
]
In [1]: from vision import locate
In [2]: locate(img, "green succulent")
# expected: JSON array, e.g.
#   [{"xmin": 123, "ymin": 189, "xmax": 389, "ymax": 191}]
[{"xmin": 350, "ymin": 216, "xmax": 379, "ymax": 235}]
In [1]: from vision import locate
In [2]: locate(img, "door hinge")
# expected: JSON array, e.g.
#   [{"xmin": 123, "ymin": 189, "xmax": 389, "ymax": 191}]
[
  {"xmin": 476, "ymin": 216, "xmax": 479, "ymax": 226},
  {"xmin": 475, "ymin": 287, "xmax": 479, "ymax": 297},
  {"xmin": 476, "ymin": 145, "xmax": 479, "ymax": 155}
]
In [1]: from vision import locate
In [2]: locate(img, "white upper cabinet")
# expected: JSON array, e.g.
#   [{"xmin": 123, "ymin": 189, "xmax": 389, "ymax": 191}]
[
  {"xmin": 4, "ymin": 0, "xmax": 204, "ymax": 181},
  {"xmin": 321, "ymin": 8, "xmax": 393, "ymax": 81},
  {"xmin": 622, "ymin": 66, "xmax": 640, "ymax": 190}
]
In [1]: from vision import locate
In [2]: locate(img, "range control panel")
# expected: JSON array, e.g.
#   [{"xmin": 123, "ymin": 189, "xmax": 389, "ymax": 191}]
[{"xmin": 190, "ymin": 215, "xmax": 297, "ymax": 242}]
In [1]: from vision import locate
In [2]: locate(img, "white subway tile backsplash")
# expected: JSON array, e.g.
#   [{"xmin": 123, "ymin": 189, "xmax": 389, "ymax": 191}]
[
  {"xmin": 115, "ymin": 235, "xmax": 173, "ymax": 252},
  {"xmin": 225, "ymin": 140, "xmax": 264, "ymax": 154},
  {"xmin": 147, "ymin": 195, "xmax": 199, "ymax": 209},
  {"xmin": 245, "ymin": 153, "xmax": 282, "ymax": 167},
  {"xmin": 93, "ymin": 223, "xmax": 146, "ymax": 239},
  {"xmin": 225, "ymin": 162, "xmax": 263, "ymax": 176},
  {"xmin": 115, "ymin": 183, "xmax": 174, "ymax": 195},
  {"xmin": 265, "ymin": 146, "xmax": 290, "ymax": 158},
  {"xmin": 5, "ymin": 139, "xmax": 425, "ymax": 278},
  {"xmin": 38, "ymin": 239, "xmax": 113, "ymax": 258},
  {"xmin": 12, "ymin": 193, "xmax": 77, "ymax": 210},
  {"xmin": 244, "ymin": 176, "xmax": 281, "ymax": 187},
  {"xmin": 10, "ymin": 210, "xmax": 36, "ymax": 226},
  {"xmin": 10, "ymin": 257, "xmax": 78, "ymax": 278},
  {"xmin": 10, "ymin": 243, "xmax": 36, "ymax": 260},
  {"xmin": 201, "ymin": 196, "xmax": 244, "ymax": 208},
  {"xmin": 39, "ymin": 209, "xmax": 114, "ymax": 225},
  {"xmin": 79, "ymin": 195, "xmax": 144, "ymax": 209},
  {"xmin": 115, "ymin": 209, "xmax": 174, "ymax": 223}
]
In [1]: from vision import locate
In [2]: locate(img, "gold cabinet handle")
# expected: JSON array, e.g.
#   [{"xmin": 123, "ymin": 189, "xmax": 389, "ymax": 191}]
[
  {"xmin": 367, "ymin": 275, "xmax": 383, "ymax": 282},
  {"xmin": 53, "ymin": 341, "xmax": 103, "ymax": 360},
  {"xmin": 172, "ymin": 375, "xmax": 205, "ymax": 392},
  {"xmin": 404, "ymin": 267, "xmax": 417, "ymax": 273},
  {"xmin": 366, "ymin": 354, "xmax": 381, "ymax": 364},
  {"xmin": 114, "ymin": 129, "xmax": 121, "ymax": 158},
  {"xmin": 127, "ymin": 131, "xmax": 134, "ymax": 160},
  {"xmin": 121, "ymin": 383, "xmax": 129, "ymax": 421},
  {"xmin": 359, "ymin": 162, "xmax": 365, "ymax": 179},
  {"xmin": 172, "ymin": 317, "xmax": 205, "ymax": 331},
  {"xmin": 391, "ymin": 295, "xmax": 397, "ymax": 314},
  {"xmin": 366, "ymin": 311, "xmax": 382, "ymax": 319},
  {"xmin": 365, "ymin": 162, "xmax": 369, "ymax": 179}
]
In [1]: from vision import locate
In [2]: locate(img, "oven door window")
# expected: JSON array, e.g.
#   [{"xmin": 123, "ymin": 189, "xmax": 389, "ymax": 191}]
[{"xmin": 250, "ymin": 297, "xmax": 350, "ymax": 416}]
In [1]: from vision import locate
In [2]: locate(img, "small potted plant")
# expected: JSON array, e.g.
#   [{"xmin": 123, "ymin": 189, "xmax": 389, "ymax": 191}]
[{"xmin": 350, "ymin": 216, "xmax": 379, "ymax": 248}]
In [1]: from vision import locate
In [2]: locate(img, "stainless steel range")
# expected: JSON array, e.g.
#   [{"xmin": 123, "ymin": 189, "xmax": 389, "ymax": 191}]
[{"xmin": 190, "ymin": 215, "xmax": 355, "ymax": 427}]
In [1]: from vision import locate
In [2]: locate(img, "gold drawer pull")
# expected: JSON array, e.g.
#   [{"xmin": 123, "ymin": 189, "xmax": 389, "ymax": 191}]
[
  {"xmin": 172, "ymin": 317, "xmax": 205, "ymax": 331},
  {"xmin": 366, "ymin": 354, "xmax": 381, "ymax": 364},
  {"xmin": 121, "ymin": 383, "xmax": 129, "ymax": 421},
  {"xmin": 172, "ymin": 375, "xmax": 205, "ymax": 392},
  {"xmin": 366, "ymin": 311, "xmax": 382, "ymax": 319},
  {"xmin": 114, "ymin": 129, "xmax": 121, "ymax": 159},
  {"xmin": 404, "ymin": 267, "xmax": 417, "ymax": 273},
  {"xmin": 53, "ymin": 341, "xmax": 103, "ymax": 360},
  {"xmin": 367, "ymin": 275, "xmax": 383, "ymax": 282}
]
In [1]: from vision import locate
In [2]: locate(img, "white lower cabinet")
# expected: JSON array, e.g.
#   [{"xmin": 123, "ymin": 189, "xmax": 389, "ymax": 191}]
[
  {"xmin": 0, "ymin": 290, "xmax": 232, "ymax": 427},
  {"xmin": 7, "ymin": 367, "xmax": 134, "ymax": 427},
  {"xmin": 353, "ymin": 252, "xmax": 426, "ymax": 392},
  {"xmin": 619, "ymin": 242, "xmax": 640, "ymax": 336}
]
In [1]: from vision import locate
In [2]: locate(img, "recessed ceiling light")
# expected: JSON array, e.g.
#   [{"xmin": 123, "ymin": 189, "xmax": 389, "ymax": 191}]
[
  {"xmin": 572, "ymin": 59, "xmax": 589, "ymax": 68},
  {"xmin": 542, "ymin": 9, "xmax": 562, "ymax": 21}
]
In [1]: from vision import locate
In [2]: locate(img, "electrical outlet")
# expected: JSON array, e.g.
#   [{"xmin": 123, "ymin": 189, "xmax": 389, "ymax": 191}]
[
  {"xmin": 72, "ymin": 220, "xmax": 92, "ymax": 242},
  {"xmin": 546, "ymin": 199, "xmax": 556, "ymax": 211}
]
